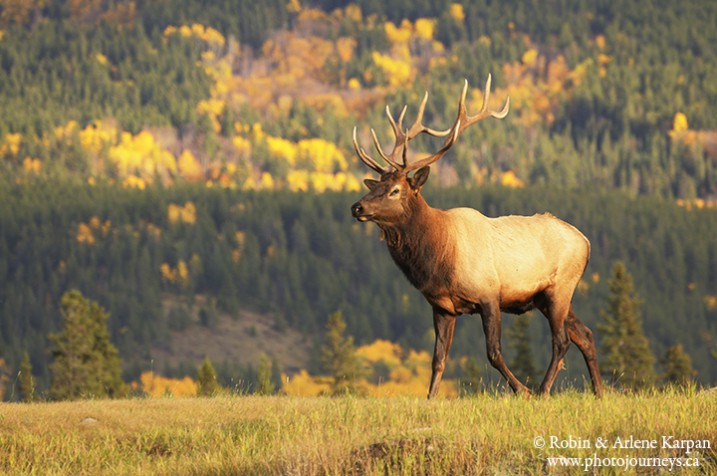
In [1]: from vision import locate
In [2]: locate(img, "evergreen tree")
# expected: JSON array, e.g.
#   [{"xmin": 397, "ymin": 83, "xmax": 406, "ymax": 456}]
[
  {"xmin": 197, "ymin": 357, "xmax": 221, "ymax": 396},
  {"xmin": 49, "ymin": 290, "xmax": 126, "ymax": 400},
  {"xmin": 660, "ymin": 344, "xmax": 697, "ymax": 388},
  {"xmin": 320, "ymin": 311, "xmax": 364, "ymax": 395},
  {"xmin": 598, "ymin": 261, "xmax": 656, "ymax": 390},
  {"xmin": 18, "ymin": 352, "xmax": 35, "ymax": 402},
  {"xmin": 255, "ymin": 353, "xmax": 275, "ymax": 395},
  {"xmin": 506, "ymin": 315, "xmax": 538, "ymax": 388}
]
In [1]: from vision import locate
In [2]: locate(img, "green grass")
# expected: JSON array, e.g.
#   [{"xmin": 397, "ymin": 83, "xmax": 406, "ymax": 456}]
[{"xmin": 1, "ymin": 389, "xmax": 715, "ymax": 475}]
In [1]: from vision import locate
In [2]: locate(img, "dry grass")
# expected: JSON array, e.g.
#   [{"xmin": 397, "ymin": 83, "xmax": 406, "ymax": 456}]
[{"xmin": 1, "ymin": 389, "xmax": 715, "ymax": 475}]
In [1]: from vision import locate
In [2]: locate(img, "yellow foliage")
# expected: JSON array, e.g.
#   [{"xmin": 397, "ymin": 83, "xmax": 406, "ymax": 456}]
[
  {"xmin": 178, "ymin": 150, "xmax": 203, "ymax": 182},
  {"xmin": 286, "ymin": 0, "xmax": 302, "ymax": 14},
  {"xmin": 522, "ymin": 48, "xmax": 539, "ymax": 66},
  {"xmin": 595, "ymin": 34, "xmax": 606, "ymax": 50},
  {"xmin": 266, "ymin": 135, "xmax": 298, "ymax": 165},
  {"xmin": 176, "ymin": 260, "xmax": 189, "ymax": 286},
  {"xmin": 160, "ymin": 263, "xmax": 175, "ymax": 282},
  {"xmin": 449, "ymin": 3, "xmax": 465, "ymax": 22},
  {"xmin": 414, "ymin": 18, "xmax": 435, "ymax": 41},
  {"xmin": 2, "ymin": 133, "xmax": 22, "ymax": 156},
  {"xmin": 122, "ymin": 175, "xmax": 147, "ymax": 190},
  {"xmin": 500, "ymin": 170, "xmax": 525, "ymax": 188},
  {"xmin": 168, "ymin": 202, "xmax": 197, "ymax": 225},
  {"xmin": 76, "ymin": 223, "xmax": 95, "ymax": 244},
  {"xmin": 372, "ymin": 51, "xmax": 412, "ymax": 87},
  {"xmin": 334, "ymin": 36, "xmax": 356, "ymax": 64},
  {"xmin": 78, "ymin": 120, "xmax": 117, "ymax": 155},
  {"xmin": 344, "ymin": 4, "xmax": 362, "ymax": 22},
  {"xmin": 356, "ymin": 339, "xmax": 402, "ymax": 367},
  {"xmin": 672, "ymin": 112, "xmax": 689, "ymax": 134},
  {"xmin": 281, "ymin": 370, "xmax": 331, "ymax": 396},
  {"xmin": 107, "ymin": 130, "xmax": 176, "ymax": 180},
  {"xmin": 54, "ymin": 120, "xmax": 78, "ymax": 142},
  {"xmin": 384, "ymin": 19, "xmax": 412, "ymax": 45},
  {"xmin": 138, "ymin": 372, "xmax": 197, "ymax": 398},
  {"xmin": 95, "ymin": 53, "xmax": 109, "ymax": 65},
  {"xmin": 297, "ymin": 138, "xmax": 348, "ymax": 172},
  {"xmin": 705, "ymin": 295, "xmax": 717, "ymax": 310},
  {"xmin": 22, "ymin": 157, "xmax": 42, "ymax": 174},
  {"xmin": 287, "ymin": 169, "xmax": 309, "ymax": 192},
  {"xmin": 232, "ymin": 135, "xmax": 252, "ymax": 155},
  {"xmin": 164, "ymin": 23, "xmax": 225, "ymax": 47},
  {"xmin": 347, "ymin": 77, "xmax": 361, "ymax": 90},
  {"xmin": 260, "ymin": 172, "xmax": 274, "ymax": 189}
]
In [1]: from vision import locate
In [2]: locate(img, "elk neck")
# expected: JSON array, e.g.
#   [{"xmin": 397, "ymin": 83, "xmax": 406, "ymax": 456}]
[{"xmin": 377, "ymin": 193, "xmax": 454, "ymax": 290}]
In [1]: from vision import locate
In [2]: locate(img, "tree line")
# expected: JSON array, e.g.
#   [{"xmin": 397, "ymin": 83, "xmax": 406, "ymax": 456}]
[
  {"xmin": 0, "ymin": 0, "xmax": 716, "ymax": 200},
  {"xmin": 0, "ymin": 179, "xmax": 715, "ymax": 399},
  {"xmin": 12, "ymin": 263, "xmax": 698, "ymax": 402}
]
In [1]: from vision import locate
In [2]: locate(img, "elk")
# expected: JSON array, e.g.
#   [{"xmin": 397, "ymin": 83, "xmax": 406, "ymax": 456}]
[{"xmin": 350, "ymin": 76, "xmax": 604, "ymax": 398}]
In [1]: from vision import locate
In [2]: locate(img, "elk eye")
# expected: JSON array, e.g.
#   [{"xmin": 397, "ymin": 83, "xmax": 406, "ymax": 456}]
[{"xmin": 389, "ymin": 187, "xmax": 400, "ymax": 197}]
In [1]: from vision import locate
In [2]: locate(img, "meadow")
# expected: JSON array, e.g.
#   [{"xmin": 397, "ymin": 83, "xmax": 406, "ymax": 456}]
[{"xmin": 1, "ymin": 390, "xmax": 715, "ymax": 475}]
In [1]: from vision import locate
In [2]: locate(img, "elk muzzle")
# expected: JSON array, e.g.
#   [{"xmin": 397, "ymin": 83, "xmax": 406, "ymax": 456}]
[{"xmin": 351, "ymin": 201, "xmax": 371, "ymax": 222}]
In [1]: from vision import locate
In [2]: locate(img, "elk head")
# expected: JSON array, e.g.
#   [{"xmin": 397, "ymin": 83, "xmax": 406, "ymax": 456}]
[{"xmin": 350, "ymin": 76, "xmax": 509, "ymax": 225}]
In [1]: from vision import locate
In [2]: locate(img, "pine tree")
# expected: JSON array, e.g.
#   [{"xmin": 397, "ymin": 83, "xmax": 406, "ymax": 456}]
[
  {"xmin": 197, "ymin": 357, "xmax": 221, "ymax": 396},
  {"xmin": 660, "ymin": 344, "xmax": 697, "ymax": 388},
  {"xmin": 320, "ymin": 311, "xmax": 364, "ymax": 395},
  {"xmin": 49, "ymin": 290, "xmax": 126, "ymax": 400},
  {"xmin": 598, "ymin": 261, "xmax": 656, "ymax": 390},
  {"xmin": 255, "ymin": 353, "xmax": 275, "ymax": 395},
  {"xmin": 18, "ymin": 352, "xmax": 35, "ymax": 402},
  {"xmin": 506, "ymin": 315, "xmax": 538, "ymax": 388}
]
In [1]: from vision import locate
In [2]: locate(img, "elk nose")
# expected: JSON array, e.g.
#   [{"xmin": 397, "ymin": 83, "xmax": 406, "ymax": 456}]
[{"xmin": 351, "ymin": 202, "xmax": 363, "ymax": 217}]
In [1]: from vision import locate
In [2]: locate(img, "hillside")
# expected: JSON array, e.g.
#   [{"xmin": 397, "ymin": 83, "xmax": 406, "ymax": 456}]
[
  {"xmin": 151, "ymin": 296, "xmax": 312, "ymax": 376},
  {"xmin": 1, "ymin": 0, "xmax": 716, "ymax": 198}
]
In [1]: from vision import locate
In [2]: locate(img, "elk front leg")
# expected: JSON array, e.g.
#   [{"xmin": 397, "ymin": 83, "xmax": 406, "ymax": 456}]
[
  {"xmin": 427, "ymin": 309, "xmax": 456, "ymax": 399},
  {"xmin": 481, "ymin": 301, "xmax": 531, "ymax": 395}
]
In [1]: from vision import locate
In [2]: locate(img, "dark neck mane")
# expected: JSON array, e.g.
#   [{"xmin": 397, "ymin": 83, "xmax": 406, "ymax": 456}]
[{"xmin": 377, "ymin": 195, "xmax": 452, "ymax": 289}]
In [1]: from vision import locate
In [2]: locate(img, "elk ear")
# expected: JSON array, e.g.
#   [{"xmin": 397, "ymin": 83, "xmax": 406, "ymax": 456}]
[
  {"xmin": 364, "ymin": 178, "xmax": 379, "ymax": 190},
  {"xmin": 410, "ymin": 166, "xmax": 430, "ymax": 190}
]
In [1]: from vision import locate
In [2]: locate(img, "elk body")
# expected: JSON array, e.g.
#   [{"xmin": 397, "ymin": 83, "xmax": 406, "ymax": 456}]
[{"xmin": 350, "ymin": 77, "xmax": 604, "ymax": 398}]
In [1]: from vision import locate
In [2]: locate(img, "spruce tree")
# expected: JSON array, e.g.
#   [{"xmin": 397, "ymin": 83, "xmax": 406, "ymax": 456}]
[
  {"xmin": 49, "ymin": 290, "xmax": 125, "ymax": 400},
  {"xmin": 255, "ymin": 353, "xmax": 275, "ymax": 395},
  {"xmin": 320, "ymin": 311, "xmax": 364, "ymax": 395},
  {"xmin": 197, "ymin": 357, "xmax": 221, "ymax": 397},
  {"xmin": 506, "ymin": 315, "xmax": 538, "ymax": 388},
  {"xmin": 19, "ymin": 352, "xmax": 35, "ymax": 402},
  {"xmin": 660, "ymin": 344, "xmax": 697, "ymax": 388},
  {"xmin": 598, "ymin": 261, "xmax": 656, "ymax": 390}
]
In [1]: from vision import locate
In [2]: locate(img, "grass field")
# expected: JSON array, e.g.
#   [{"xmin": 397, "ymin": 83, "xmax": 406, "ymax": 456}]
[{"xmin": 1, "ymin": 389, "xmax": 715, "ymax": 475}]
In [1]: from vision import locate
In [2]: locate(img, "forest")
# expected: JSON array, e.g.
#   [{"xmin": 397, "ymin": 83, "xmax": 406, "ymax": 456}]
[{"xmin": 0, "ymin": 0, "xmax": 716, "ymax": 396}]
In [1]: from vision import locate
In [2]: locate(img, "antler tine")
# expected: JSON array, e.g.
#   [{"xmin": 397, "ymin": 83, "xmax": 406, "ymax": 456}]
[
  {"xmin": 353, "ymin": 127, "xmax": 388, "ymax": 175},
  {"xmin": 402, "ymin": 76, "xmax": 509, "ymax": 173},
  {"xmin": 456, "ymin": 75, "xmax": 510, "ymax": 136},
  {"xmin": 370, "ymin": 128, "xmax": 403, "ymax": 170},
  {"xmin": 405, "ymin": 91, "xmax": 454, "ymax": 139}
]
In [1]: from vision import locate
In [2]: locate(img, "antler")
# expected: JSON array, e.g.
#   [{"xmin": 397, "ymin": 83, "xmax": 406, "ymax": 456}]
[{"xmin": 352, "ymin": 75, "xmax": 510, "ymax": 175}]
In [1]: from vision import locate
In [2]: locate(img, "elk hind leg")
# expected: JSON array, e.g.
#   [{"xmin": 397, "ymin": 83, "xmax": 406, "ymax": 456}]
[
  {"xmin": 566, "ymin": 306, "xmax": 604, "ymax": 397},
  {"xmin": 536, "ymin": 296, "xmax": 572, "ymax": 396}
]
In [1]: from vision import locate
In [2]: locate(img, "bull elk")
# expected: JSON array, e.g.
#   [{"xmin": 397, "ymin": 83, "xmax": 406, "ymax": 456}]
[{"xmin": 350, "ymin": 76, "xmax": 604, "ymax": 398}]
